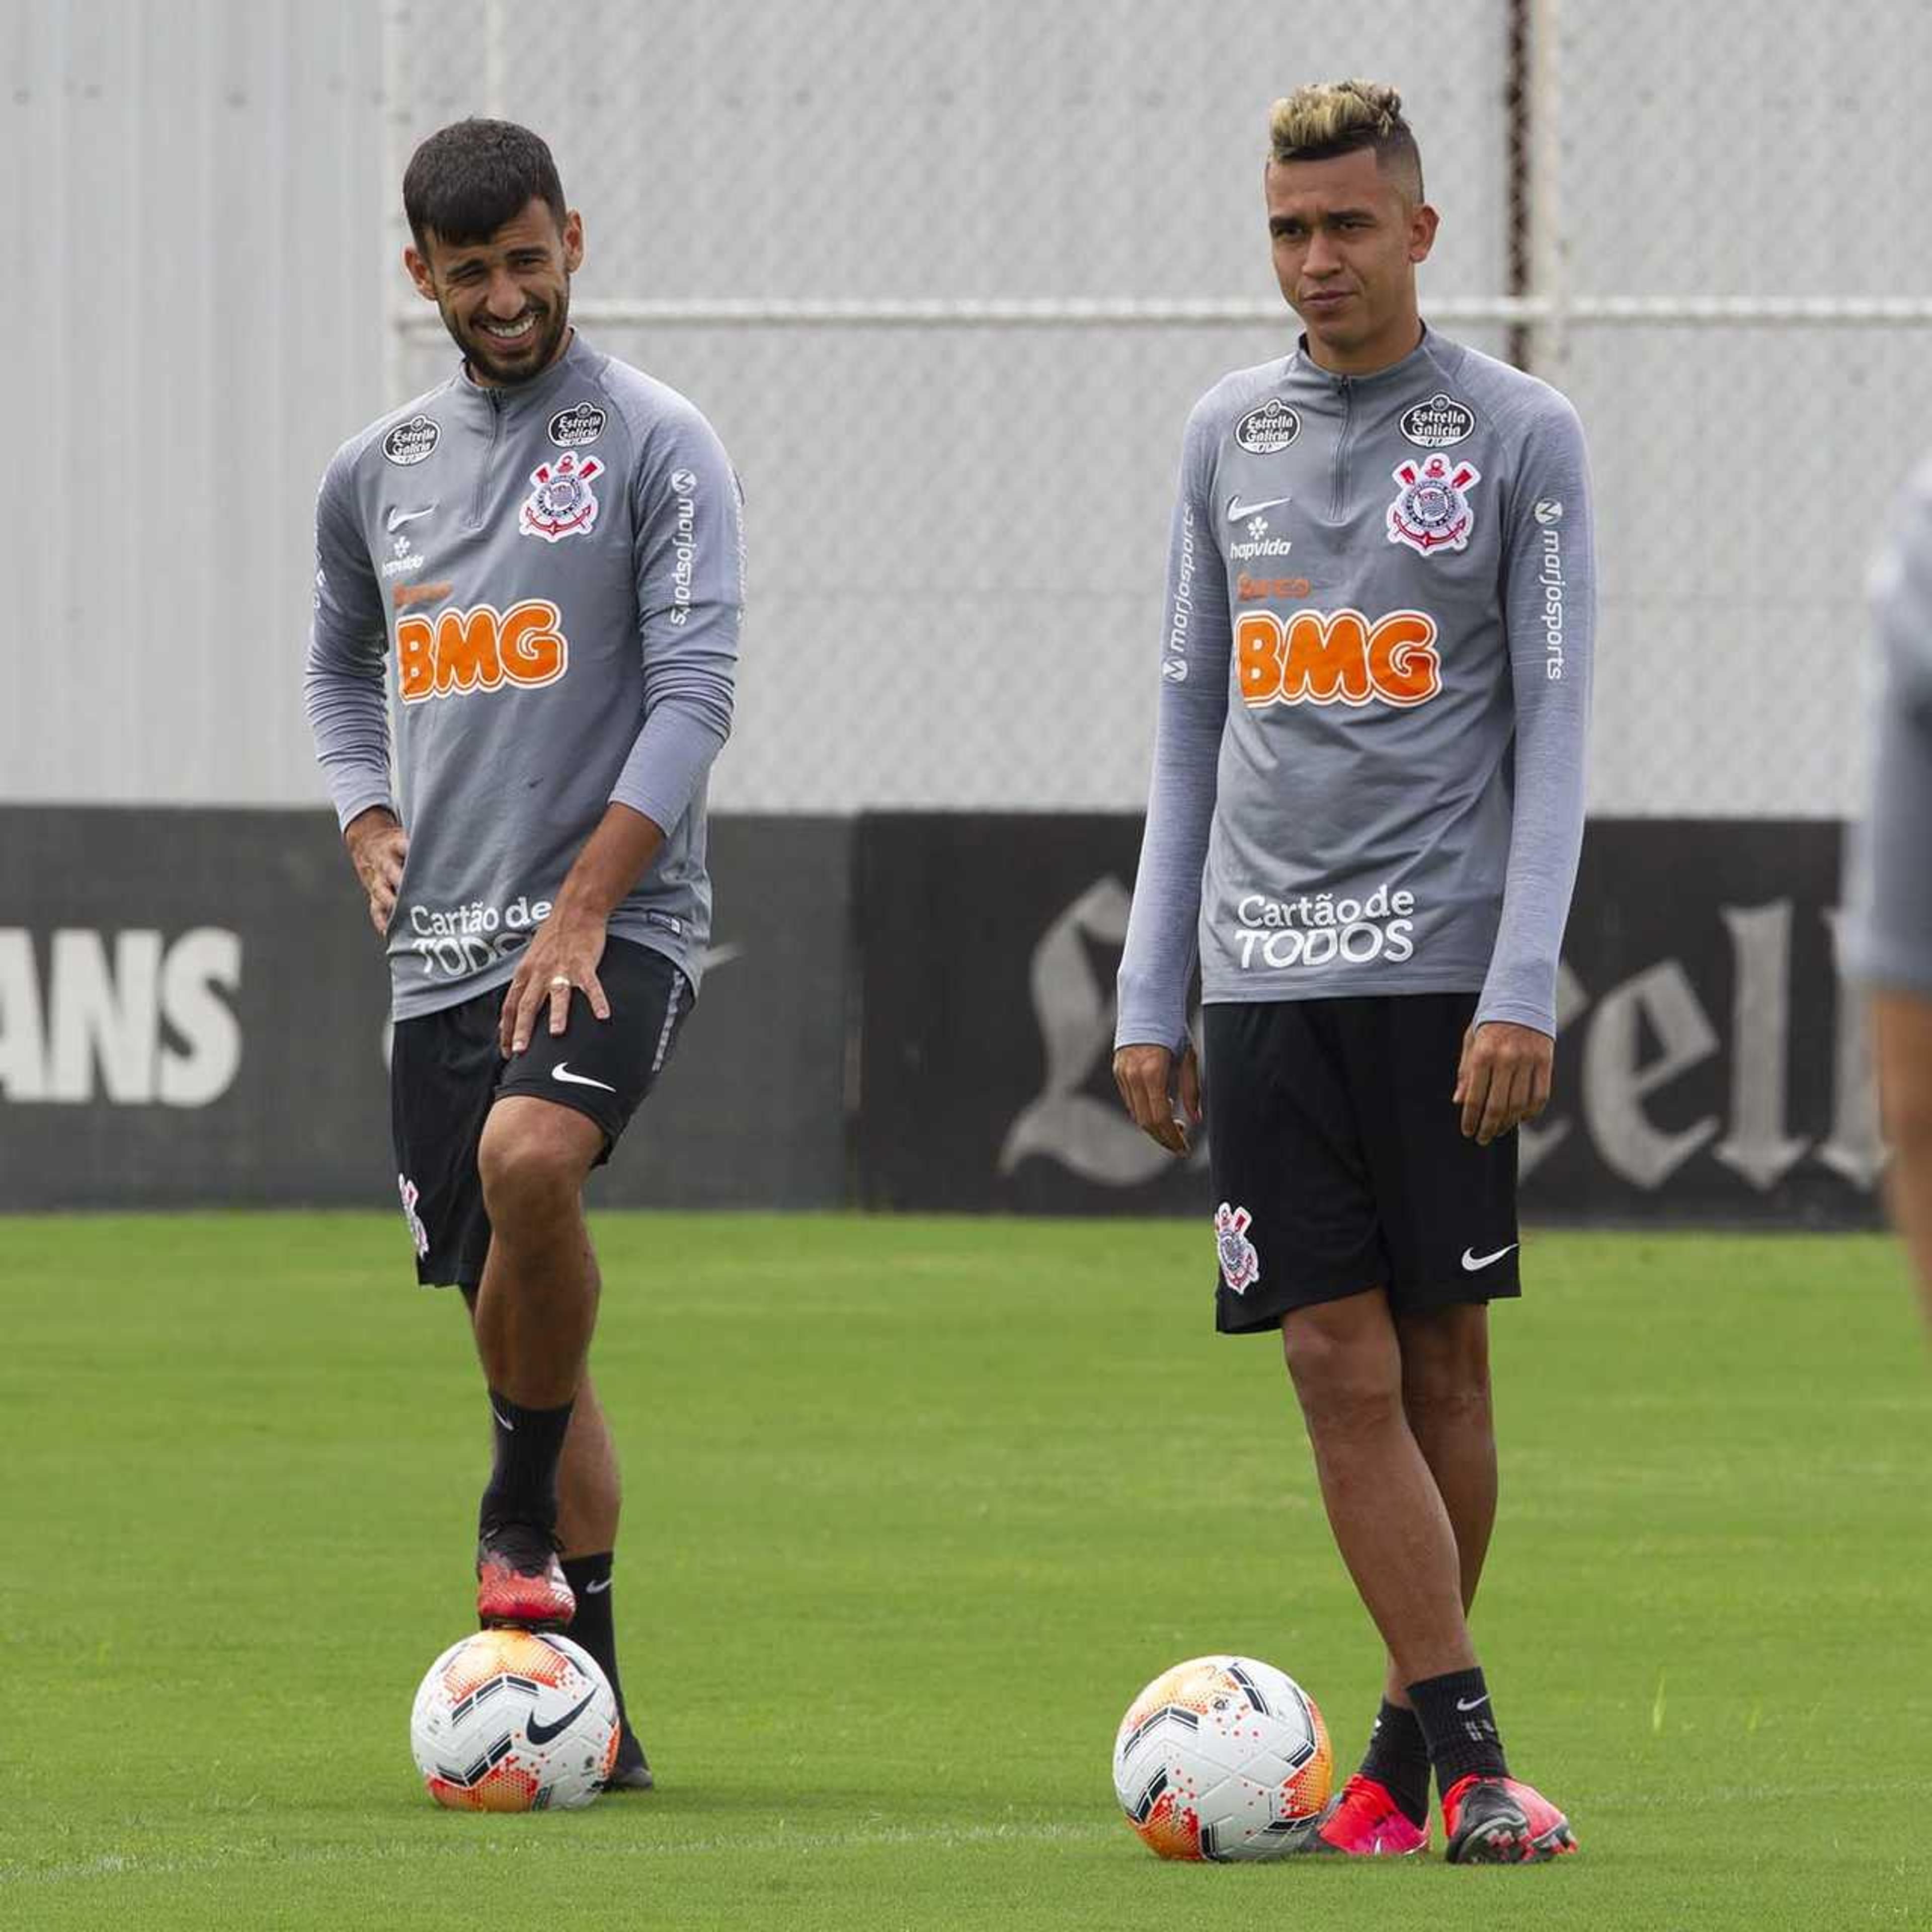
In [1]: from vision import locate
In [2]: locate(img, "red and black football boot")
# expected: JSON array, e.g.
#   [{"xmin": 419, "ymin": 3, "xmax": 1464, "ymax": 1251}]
[
  {"xmin": 475, "ymin": 1521, "xmax": 576, "ymax": 1630},
  {"xmin": 1300, "ymin": 1774, "xmax": 1429, "ymax": 1856},
  {"xmin": 1442, "ymin": 1774, "xmax": 1577, "ymax": 1864}
]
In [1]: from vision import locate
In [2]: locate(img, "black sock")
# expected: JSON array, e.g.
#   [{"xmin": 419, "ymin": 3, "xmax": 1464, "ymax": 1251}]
[
  {"xmin": 1357, "ymin": 1699, "xmax": 1431, "ymax": 1826},
  {"xmin": 1406, "ymin": 1667, "xmax": 1510, "ymax": 1791},
  {"xmin": 477, "ymin": 1390, "xmax": 574, "ymax": 1536},
  {"xmin": 560, "ymin": 1551, "xmax": 632, "ymax": 1736}
]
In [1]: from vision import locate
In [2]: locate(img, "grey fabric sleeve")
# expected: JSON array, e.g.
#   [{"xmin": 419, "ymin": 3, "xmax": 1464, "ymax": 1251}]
[
  {"xmin": 1473, "ymin": 397, "xmax": 1595, "ymax": 1035},
  {"xmin": 1115, "ymin": 405, "xmax": 1230, "ymax": 1052},
  {"xmin": 303, "ymin": 444, "xmax": 396, "ymax": 831},
  {"xmin": 609, "ymin": 408, "xmax": 744, "ymax": 833},
  {"xmin": 1847, "ymin": 458, "xmax": 1932, "ymax": 994}
]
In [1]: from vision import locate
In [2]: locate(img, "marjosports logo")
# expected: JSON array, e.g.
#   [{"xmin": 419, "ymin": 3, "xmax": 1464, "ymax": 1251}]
[
  {"xmin": 667, "ymin": 469, "xmax": 698, "ymax": 626},
  {"xmin": 1231, "ymin": 882, "xmax": 1418, "ymax": 972},
  {"xmin": 396, "ymin": 600, "xmax": 568, "ymax": 704},
  {"xmin": 1237, "ymin": 607, "xmax": 1440, "ymax": 709}
]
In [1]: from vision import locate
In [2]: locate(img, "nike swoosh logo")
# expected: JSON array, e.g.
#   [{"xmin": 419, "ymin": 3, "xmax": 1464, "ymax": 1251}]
[
  {"xmin": 1456, "ymin": 1694, "xmax": 1491, "ymax": 1712},
  {"xmin": 386, "ymin": 505, "xmax": 436, "ymax": 531},
  {"xmin": 1460, "ymin": 1244, "xmax": 1518, "ymax": 1272},
  {"xmin": 552, "ymin": 1063, "xmax": 617, "ymax": 1093},
  {"xmin": 583, "ymin": 1577, "xmax": 612, "ymax": 1595},
  {"xmin": 1227, "ymin": 495, "xmax": 1294, "ymax": 521},
  {"xmin": 490, "ymin": 1403, "xmax": 514, "ymax": 1432},
  {"xmin": 525, "ymin": 1691, "xmax": 596, "ymax": 1746}
]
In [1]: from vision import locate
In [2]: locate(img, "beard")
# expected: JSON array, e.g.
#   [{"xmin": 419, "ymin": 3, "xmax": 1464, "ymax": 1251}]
[{"xmin": 444, "ymin": 292, "xmax": 572, "ymax": 386}]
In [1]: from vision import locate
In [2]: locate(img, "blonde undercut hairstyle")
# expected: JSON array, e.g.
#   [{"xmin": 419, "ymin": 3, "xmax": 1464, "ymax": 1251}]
[{"xmin": 1268, "ymin": 79, "xmax": 1424, "ymax": 203}]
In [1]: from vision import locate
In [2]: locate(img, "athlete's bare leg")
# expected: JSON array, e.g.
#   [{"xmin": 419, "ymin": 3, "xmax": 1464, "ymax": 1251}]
[
  {"xmin": 1378, "ymin": 1303, "xmax": 1496, "ymax": 1705},
  {"xmin": 1281, "ymin": 1290, "xmax": 1477, "ymax": 1686},
  {"xmin": 472, "ymin": 1094, "xmax": 604, "ymax": 1406}
]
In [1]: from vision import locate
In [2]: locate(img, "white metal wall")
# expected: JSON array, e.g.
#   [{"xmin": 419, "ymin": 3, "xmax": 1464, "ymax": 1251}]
[
  {"xmin": 5, "ymin": 0, "xmax": 1921, "ymax": 817},
  {"xmin": 2, "ymin": 0, "xmax": 391, "ymax": 807}
]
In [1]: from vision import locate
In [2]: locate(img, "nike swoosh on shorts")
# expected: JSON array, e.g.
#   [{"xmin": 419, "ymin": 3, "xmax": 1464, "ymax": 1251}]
[
  {"xmin": 552, "ymin": 1063, "xmax": 617, "ymax": 1093},
  {"xmin": 1460, "ymin": 1244, "xmax": 1518, "ymax": 1271}
]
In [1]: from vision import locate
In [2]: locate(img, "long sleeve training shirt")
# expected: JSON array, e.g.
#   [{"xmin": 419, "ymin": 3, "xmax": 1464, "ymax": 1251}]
[
  {"xmin": 1116, "ymin": 327, "xmax": 1594, "ymax": 1051},
  {"xmin": 305, "ymin": 333, "xmax": 744, "ymax": 1021},
  {"xmin": 1848, "ymin": 452, "xmax": 1932, "ymax": 994}
]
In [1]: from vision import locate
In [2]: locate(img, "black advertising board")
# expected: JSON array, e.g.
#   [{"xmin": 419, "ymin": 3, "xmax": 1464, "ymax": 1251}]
[
  {"xmin": 852, "ymin": 814, "xmax": 1884, "ymax": 1226},
  {"xmin": 1524, "ymin": 819, "xmax": 1880, "ymax": 1225},
  {"xmin": 855, "ymin": 814, "xmax": 1209, "ymax": 1214},
  {"xmin": 0, "ymin": 809, "xmax": 850, "ymax": 1213},
  {"xmin": 611, "ymin": 815, "xmax": 851, "ymax": 1210},
  {"xmin": 0, "ymin": 807, "xmax": 1885, "ymax": 1225},
  {"xmin": 0, "ymin": 807, "xmax": 391, "ymax": 1209}
]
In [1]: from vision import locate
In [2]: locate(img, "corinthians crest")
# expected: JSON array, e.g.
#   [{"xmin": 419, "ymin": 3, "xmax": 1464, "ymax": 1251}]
[
  {"xmin": 519, "ymin": 450, "xmax": 604, "ymax": 543},
  {"xmin": 1215, "ymin": 1202, "xmax": 1261, "ymax": 1295},
  {"xmin": 1386, "ymin": 451, "xmax": 1481, "ymax": 557}
]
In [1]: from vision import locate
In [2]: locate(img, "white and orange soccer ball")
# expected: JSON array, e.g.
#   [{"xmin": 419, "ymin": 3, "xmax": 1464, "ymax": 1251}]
[
  {"xmin": 1112, "ymin": 1655, "xmax": 1332, "ymax": 1861},
  {"xmin": 409, "ymin": 1628, "xmax": 619, "ymax": 1812}
]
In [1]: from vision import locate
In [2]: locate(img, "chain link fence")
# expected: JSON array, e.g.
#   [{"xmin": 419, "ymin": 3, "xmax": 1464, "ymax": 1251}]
[{"xmin": 384, "ymin": 0, "xmax": 1929, "ymax": 818}]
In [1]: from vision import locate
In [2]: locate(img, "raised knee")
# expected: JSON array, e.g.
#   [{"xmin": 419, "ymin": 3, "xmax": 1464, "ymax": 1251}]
[{"xmin": 477, "ymin": 1113, "xmax": 589, "ymax": 1226}]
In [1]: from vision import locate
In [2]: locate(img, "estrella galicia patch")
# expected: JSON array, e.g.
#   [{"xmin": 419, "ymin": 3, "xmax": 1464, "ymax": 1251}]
[
  {"xmin": 1399, "ymin": 393, "xmax": 1476, "ymax": 448},
  {"xmin": 1234, "ymin": 399, "xmax": 1301, "ymax": 454},
  {"xmin": 547, "ymin": 403, "xmax": 607, "ymax": 448},
  {"xmin": 382, "ymin": 415, "xmax": 441, "ymax": 466}
]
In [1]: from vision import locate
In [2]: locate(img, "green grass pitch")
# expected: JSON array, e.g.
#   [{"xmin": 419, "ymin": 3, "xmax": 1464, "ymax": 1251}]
[{"xmin": 4, "ymin": 1213, "xmax": 1930, "ymax": 1929}]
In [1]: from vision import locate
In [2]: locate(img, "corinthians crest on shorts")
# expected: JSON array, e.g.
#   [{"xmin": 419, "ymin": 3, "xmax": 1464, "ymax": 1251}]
[
  {"xmin": 1386, "ymin": 452, "xmax": 1481, "ymax": 557},
  {"xmin": 519, "ymin": 450, "xmax": 604, "ymax": 543},
  {"xmin": 1215, "ymin": 1202, "xmax": 1261, "ymax": 1295}
]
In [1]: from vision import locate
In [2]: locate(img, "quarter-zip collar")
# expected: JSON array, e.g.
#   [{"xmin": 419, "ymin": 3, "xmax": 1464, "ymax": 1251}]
[
  {"xmin": 448, "ymin": 329, "xmax": 601, "ymax": 421},
  {"xmin": 1285, "ymin": 323, "xmax": 1458, "ymax": 394}
]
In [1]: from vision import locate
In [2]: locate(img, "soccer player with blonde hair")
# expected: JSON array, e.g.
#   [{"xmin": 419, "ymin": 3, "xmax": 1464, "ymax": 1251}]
[{"xmin": 1115, "ymin": 79, "xmax": 1590, "ymax": 1862}]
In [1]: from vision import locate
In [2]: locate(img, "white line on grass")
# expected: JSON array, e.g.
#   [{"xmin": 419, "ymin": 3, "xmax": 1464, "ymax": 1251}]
[{"xmin": 0, "ymin": 1818, "xmax": 1122, "ymax": 1889}]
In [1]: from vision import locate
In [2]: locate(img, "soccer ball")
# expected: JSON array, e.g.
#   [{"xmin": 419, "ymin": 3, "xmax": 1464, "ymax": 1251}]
[
  {"xmin": 409, "ymin": 1628, "xmax": 619, "ymax": 1811},
  {"xmin": 1112, "ymin": 1655, "xmax": 1332, "ymax": 1861}
]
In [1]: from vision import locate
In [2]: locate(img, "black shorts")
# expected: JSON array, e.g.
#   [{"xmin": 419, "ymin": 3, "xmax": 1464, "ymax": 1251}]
[
  {"xmin": 1201, "ymin": 993, "xmax": 1520, "ymax": 1334},
  {"xmin": 390, "ymin": 938, "xmax": 692, "ymax": 1289}
]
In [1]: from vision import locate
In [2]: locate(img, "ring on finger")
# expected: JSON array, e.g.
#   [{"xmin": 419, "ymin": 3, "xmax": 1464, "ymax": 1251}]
[{"xmin": 548, "ymin": 975, "xmax": 571, "ymax": 989}]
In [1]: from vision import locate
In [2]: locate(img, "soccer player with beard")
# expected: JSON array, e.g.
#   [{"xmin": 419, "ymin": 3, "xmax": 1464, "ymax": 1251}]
[
  {"xmin": 305, "ymin": 119, "xmax": 744, "ymax": 1792},
  {"xmin": 1113, "ymin": 82, "xmax": 1591, "ymax": 1863}
]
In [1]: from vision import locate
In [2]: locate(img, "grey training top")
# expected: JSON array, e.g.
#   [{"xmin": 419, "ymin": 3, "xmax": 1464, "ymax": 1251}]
[
  {"xmin": 305, "ymin": 333, "xmax": 744, "ymax": 1021},
  {"xmin": 1847, "ymin": 453, "xmax": 1932, "ymax": 994},
  {"xmin": 1116, "ymin": 328, "xmax": 1594, "ymax": 1051}
]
